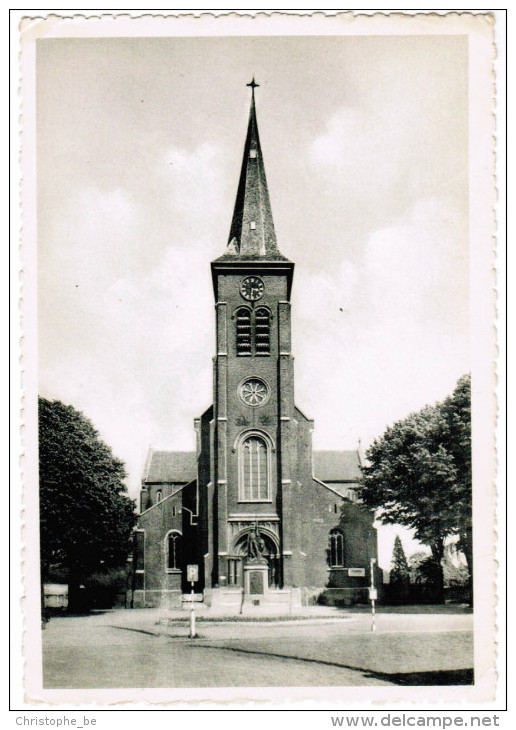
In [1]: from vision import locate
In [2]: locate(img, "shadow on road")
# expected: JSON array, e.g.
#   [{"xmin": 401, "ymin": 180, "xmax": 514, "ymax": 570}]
[
  {"xmin": 343, "ymin": 605, "xmax": 473, "ymax": 615},
  {"xmin": 109, "ymin": 625, "xmax": 162, "ymax": 637},
  {"xmin": 380, "ymin": 669, "xmax": 474, "ymax": 685},
  {"xmin": 191, "ymin": 643, "xmax": 474, "ymax": 686}
]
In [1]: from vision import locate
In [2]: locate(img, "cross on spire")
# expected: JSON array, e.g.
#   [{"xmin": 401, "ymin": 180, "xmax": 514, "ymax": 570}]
[
  {"xmin": 216, "ymin": 80, "xmax": 288, "ymax": 262},
  {"xmin": 246, "ymin": 78, "xmax": 259, "ymax": 102}
]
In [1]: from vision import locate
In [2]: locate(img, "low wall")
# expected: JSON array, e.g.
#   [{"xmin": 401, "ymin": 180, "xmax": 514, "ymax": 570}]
[{"xmin": 131, "ymin": 589, "xmax": 183, "ymax": 609}]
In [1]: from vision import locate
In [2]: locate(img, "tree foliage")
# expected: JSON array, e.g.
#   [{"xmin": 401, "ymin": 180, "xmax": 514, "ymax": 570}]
[
  {"xmin": 39, "ymin": 397, "xmax": 136, "ymax": 601},
  {"xmin": 358, "ymin": 375, "xmax": 472, "ymax": 597},
  {"xmin": 442, "ymin": 545, "xmax": 470, "ymax": 587},
  {"xmin": 408, "ymin": 551, "xmax": 429, "ymax": 584}
]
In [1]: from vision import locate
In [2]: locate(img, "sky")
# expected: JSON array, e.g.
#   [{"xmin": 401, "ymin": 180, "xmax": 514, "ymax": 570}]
[{"xmin": 36, "ymin": 34, "xmax": 470, "ymax": 567}]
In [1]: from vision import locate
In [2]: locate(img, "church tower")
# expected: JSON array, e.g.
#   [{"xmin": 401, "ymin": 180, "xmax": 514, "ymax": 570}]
[
  {"xmin": 205, "ymin": 80, "xmax": 309, "ymax": 600},
  {"xmin": 135, "ymin": 82, "xmax": 379, "ymax": 611}
]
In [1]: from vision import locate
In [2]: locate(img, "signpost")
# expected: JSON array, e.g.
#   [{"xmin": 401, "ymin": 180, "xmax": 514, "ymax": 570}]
[
  {"xmin": 369, "ymin": 558, "xmax": 377, "ymax": 632},
  {"xmin": 186, "ymin": 564, "xmax": 198, "ymax": 638}
]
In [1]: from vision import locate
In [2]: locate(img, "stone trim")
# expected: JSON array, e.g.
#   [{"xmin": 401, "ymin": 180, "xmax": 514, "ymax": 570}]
[
  {"xmin": 228, "ymin": 521, "xmax": 280, "ymax": 554},
  {"xmin": 327, "ymin": 567, "xmax": 348, "ymax": 572},
  {"xmin": 312, "ymin": 474, "xmax": 345, "ymax": 499},
  {"xmin": 228, "ymin": 514, "xmax": 279, "ymax": 521}
]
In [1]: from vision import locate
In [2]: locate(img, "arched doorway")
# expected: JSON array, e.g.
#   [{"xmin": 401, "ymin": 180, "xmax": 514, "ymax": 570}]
[{"xmin": 228, "ymin": 528, "xmax": 280, "ymax": 589}]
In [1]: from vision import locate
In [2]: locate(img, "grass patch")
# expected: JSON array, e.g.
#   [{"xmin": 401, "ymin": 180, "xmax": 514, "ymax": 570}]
[{"xmin": 160, "ymin": 615, "xmax": 349, "ymax": 625}]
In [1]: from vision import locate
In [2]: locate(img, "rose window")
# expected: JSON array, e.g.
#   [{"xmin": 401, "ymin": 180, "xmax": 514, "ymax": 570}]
[{"xmin": 239, "ymin": 378, "xmax": 269, "ymax": 407}]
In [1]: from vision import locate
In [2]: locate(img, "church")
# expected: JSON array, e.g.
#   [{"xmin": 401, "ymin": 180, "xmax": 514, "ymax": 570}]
[{"xmin": 132, "ymin": 82, "xmax": 380, "ymax": 611}]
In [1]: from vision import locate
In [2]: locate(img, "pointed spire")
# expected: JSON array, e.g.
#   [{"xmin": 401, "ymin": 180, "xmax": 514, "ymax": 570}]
[{"xmin": 224, "ymin": 80, "xmax": 283, "ymax": 259}]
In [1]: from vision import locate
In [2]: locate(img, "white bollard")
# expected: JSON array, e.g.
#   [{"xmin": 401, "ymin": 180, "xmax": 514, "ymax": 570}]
[
  {"xmin": 189, "ymin": 582, "xmax": 196, "ymax": 638},
  {"xmin": 369, "ymin": 557, "xmax": 378, "ymax": 632}
]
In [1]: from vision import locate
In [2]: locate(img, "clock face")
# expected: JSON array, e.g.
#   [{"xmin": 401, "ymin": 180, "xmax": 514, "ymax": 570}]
[{"xmin": 240, "ymin": 276, "xmax": 264, "ymax": 301}]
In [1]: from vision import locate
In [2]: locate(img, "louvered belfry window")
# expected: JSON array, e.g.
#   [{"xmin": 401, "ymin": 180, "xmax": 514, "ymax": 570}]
[
  {"xmin": 236, "ymin": 307, "xmax": 252, "ymax": 356},
  {"xmin": 235, "ymin": 307, "xmax": 270, "ymax": 356},
  {"xmin": 254, "ymin": 307, "xmax": 270, "ymax": 355}
]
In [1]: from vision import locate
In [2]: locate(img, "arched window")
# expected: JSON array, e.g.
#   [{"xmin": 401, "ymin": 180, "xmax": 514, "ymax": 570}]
[
  {"xmin": 236, "ymin": 307, "xmax": 252, "ymax": 356},
  {"xmin": 254, "ymin": 307, "xmax": 270, "ymax": 356},
  {"xmin": 156, "ymin": 489, "xmax": 162, "ymax": 503},
  {"xmin": 329, "ymin": 529, "xmax": 344, "ymax": 567},
  {"xmin": 166, "ymin": 531, "xmax": 182, "ymax": 571},
  {"xmin": 239, "ymin": 434, "xmax": 270, "ymax": 501}
]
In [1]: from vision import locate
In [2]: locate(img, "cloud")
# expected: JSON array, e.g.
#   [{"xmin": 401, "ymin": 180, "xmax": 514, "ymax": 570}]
[
  {"xmin": 293, "ymin": 197, "xmax": 469, "ymax": 453},
  {"xmin": 160, "ymin": 141, "xmax": 228, "ymax": 237},
  {"xmin": 364, "ymin": 197, "xmax": 468, "ymax": 332},
  {"xmin": 308, "ymin": 104, "xmax": 410, "ymax": 198},
  {"xmin": 295, "ymin": 259, "xmax": 359, "ymax": 324},
  {"xmin": 38, "ymin": 146, "xmax": 226, "ymax": 493}
]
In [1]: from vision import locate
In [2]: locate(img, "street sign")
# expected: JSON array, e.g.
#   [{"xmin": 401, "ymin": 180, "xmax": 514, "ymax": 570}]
[
  {"xmin": 368, "ymin": 587, "xmax": 378, "ymax": 601},
  {"xmin": 348, "ymin": 568, "xmax": 366, "ymax": 577},
  {"xmin": 187, "ymin": 564, "xmax": 199, "ymax": 583}
]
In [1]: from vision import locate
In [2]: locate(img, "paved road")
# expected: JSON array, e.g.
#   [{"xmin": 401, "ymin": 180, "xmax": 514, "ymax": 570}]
[{"xmin": 42, "ymin": 609, "xmax": 473, "ymax": 689}]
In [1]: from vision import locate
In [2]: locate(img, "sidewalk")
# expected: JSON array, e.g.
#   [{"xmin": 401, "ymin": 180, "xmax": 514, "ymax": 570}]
[{"xmin": 74, "ymin": 605, "xmax": 473, "ymax": 636}]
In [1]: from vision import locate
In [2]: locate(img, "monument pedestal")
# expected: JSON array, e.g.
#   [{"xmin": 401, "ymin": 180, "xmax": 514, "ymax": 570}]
[{"xmin": 243, "ymin": 562, "xmax": 269, "ymax": 603}]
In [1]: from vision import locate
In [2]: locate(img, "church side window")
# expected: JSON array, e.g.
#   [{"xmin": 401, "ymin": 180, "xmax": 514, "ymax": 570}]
[
  {"xmin": 329, "ymin": 529, "xmax": 344, "ymax": 567},
  {"xmin": 254, "ymin": 307, "xmax": 270, "ymax": 356},
  {"xmin": 236, "ymin": 307, "xmax": 252, "ymax": 356},
  {"xmin": 239, "ymin": 435, "xmax": 269, "ymax": 501},
  {"xmin": 133, "ymin": 530, "xmax": 145, "ymax": 590},
  {"xmin": 166, "ymin": 531, "xmax": 182, "ymax": 571}
]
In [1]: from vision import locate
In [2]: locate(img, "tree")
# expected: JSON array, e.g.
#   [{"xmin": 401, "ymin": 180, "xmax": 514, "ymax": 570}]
[
  {"xmin": 358, "ymin": 375, "xmax": 472, "ymax": 603},
  {"xmin": 390, "ymin": 535, "xmax": 409, "ymax": 585},
  {"xmin": 389, "ymin": 535, "xmax": 410, "ymax": 603},
  {"xmin": 39, "ymin": 397, "xmax": 136, "ymax": 610},
  {"xmin": 438, "ymin": 375, "xmax": 472, "ymax": 589}
]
